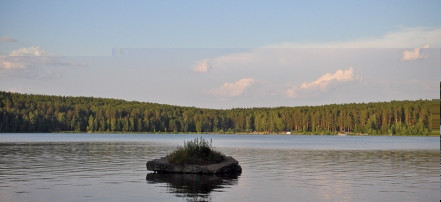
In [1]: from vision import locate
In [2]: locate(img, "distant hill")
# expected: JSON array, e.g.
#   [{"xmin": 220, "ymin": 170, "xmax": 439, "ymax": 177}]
[{"xmin": 0, "ymin": 91, "xmax": 433, "ymax": 135}]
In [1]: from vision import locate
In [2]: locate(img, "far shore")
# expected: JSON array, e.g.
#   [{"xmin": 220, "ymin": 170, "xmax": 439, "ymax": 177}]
[{"xmin": 2, "ymin": 131, "xmax": 438, "ymax": 137}]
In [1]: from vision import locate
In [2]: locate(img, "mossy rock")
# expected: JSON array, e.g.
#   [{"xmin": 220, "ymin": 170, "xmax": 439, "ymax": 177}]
[{"xmin": 147, "ymin": 156, "xmax": 242, "ymax": 174}]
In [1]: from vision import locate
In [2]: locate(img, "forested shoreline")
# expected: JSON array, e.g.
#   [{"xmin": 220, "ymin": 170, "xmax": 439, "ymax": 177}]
[{"xmin": 0, "ymin": 91, "xmax": 433, "ymax": 135}]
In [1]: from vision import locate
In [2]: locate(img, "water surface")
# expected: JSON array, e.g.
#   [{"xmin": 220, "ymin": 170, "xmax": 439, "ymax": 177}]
[{"xmin": 0, "ymin": 133, "xmax": 438, "ymax": 201}]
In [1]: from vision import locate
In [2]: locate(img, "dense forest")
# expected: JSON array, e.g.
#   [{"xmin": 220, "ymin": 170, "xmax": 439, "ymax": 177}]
[{"xmin": 0, "ymin": 91, "xmax": 434, "ymax": 135}]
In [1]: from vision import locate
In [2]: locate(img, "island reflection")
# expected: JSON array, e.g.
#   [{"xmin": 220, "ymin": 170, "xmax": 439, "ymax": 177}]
[{"xmin": 146, "ymin": 172, "xmax": 240, "ymax": 201}]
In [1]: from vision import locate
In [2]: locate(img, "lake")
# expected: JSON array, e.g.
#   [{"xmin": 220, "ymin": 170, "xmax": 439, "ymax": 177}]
[{"xmin": 0, "ymin": 133, "xmax": 439, "ymax": 202}]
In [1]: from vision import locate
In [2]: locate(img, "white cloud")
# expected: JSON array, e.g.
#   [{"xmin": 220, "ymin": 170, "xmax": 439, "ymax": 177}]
[
  {"xmin": 286, "ymin": 67, "xmax": 359, "ymax": 98},
  {"xmin": 210, "ymin": 78, "xmax": 255, "ymax": 96},
  {"xmin": 0, "ymin": 47, "xmax": 87, "ymax": 77},
  {"xmin": 0, "ymin": 36, "xmax": 17, "ymax": 42},
  {"xmin": 9, "ymin": 46, "xmax": 47, "ymax": 56},
  {"xmin": 267, "ymin": 27, "xmax": 441, "ymax": 48},
  {"xmin": 6, "ymin": 87, "xmax": 26, "ymax": 93},
  {"xmin": 401, "ymin": 44, "xmax": 430, "ymax": 61},
  {"xmin": 0, "ymin": 58, "xmax": 26, "ymax": 69},
  {"xmin": 192, "ymin": 27, "xmax": 441, "ymax": 73},
  {"xmin": 193, "ymin": 51, "xmax": 258, "ymax": 73},
  {"xmin": 301, "ymin": 67, "xmax": 356, "ymax": 89},
  {"xmin": 193, "ymin": 58, "xmax": 212, "ymax": 73},
  {"xmin": 286, "ymin": 88, "xmax": 297, "ymax": 98}
]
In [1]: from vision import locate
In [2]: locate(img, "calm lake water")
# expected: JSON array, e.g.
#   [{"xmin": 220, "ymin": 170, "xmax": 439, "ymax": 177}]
[{"xmin": 0, "ymin": 133, "xmax": 439, "ymax": 202}]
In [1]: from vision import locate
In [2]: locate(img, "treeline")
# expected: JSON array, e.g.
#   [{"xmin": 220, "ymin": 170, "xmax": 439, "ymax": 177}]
[{"xmin": 0, "ymin": 91, "xmax": 433, "ymax": 135}]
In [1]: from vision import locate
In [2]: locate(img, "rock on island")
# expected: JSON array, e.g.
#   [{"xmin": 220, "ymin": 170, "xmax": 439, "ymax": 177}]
[{"xmin": 147, "ymin": 156, "xmax": 242, "ymax": 174}]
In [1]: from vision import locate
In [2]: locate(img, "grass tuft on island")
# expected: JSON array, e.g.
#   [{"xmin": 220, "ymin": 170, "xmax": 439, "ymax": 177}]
[{"xmin": 167, "ymin": 137, "xmax": 226, "ymax": 165}]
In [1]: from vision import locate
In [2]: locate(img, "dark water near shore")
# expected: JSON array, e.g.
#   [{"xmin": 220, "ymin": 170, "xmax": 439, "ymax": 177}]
[{"xmin": 0, "ymin": 133, "xmax": 439, "ymax": 201}]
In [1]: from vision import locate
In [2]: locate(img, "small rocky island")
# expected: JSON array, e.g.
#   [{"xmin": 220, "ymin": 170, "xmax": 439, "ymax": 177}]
[{"xmin": 147, "ymin": 137, "xmax": 242, "ymax": 174}]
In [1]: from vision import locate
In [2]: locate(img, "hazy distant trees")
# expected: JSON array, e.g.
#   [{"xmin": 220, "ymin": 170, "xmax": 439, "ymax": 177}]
[{"xmin": 0, "ymin": 91, "xmax": 433, "ymax": 135}]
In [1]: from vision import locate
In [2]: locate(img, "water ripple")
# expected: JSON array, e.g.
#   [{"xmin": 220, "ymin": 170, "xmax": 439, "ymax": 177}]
[{"xmin": 0, "ymin": 135, "xmax": 438, "ymax": 202}]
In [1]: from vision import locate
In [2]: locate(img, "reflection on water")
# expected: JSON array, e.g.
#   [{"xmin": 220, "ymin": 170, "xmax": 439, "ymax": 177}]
[
  {"xmin": 234, "ymin": 148, "xmax": 439, "ymax": 202},
  {"xmin": 146, "ymin": 173, "xmax": 239, "ymax": 201},
  {"xmin": 0, "ymin": 134, "xmax": 439, "ymax": 202}
]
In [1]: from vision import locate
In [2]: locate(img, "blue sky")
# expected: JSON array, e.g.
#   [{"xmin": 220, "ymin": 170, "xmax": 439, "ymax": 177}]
[
  {"xmin": 0, "ymin": 0, "xmax": 440, "ymax": 108},
  {"xmin": 1, "ymin": 0, "xmax": 441, "ymax": 55}
]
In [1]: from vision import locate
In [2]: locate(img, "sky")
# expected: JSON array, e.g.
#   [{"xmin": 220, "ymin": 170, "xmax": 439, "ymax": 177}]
[{"xmin": 0, "ymin": 0, "xmax": 440, "ymax": 109}]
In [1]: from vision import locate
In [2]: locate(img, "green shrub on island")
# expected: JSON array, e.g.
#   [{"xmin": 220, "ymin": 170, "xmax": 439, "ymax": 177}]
[{"xmin": 167, "ymin": 137, "xmax": 226, "ymax": 165}]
